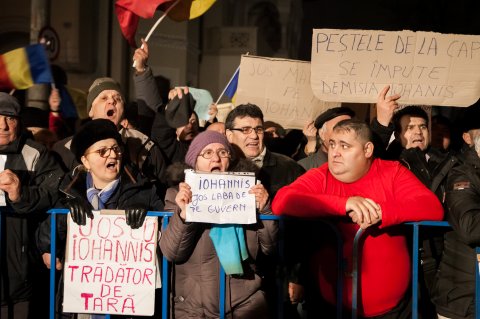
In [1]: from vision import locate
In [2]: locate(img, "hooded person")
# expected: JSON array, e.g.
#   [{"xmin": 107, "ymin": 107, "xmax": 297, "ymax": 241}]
[{"xmin": 159, "ymin": 130, "xmax": 278, "ymax": 318}]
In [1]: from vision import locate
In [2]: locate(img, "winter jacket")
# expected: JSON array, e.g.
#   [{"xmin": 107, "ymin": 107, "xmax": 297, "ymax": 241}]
[
  {"xmin": 0, "ymin": 133, "xmax": 64, "ymax": 305},
  {"xmin": 432, "ymin": 147, "xmax": 480, "ymax": 319},
  {"xmin": 134, "ymin": 67, "xmax": 190, "ymax": 165},
  {"xmin": 36, "ymin": 168, "xmax": 164, "ymax": 255},
  {"xmin": 52, "ymin": 126, "xmax": 168, "ymax": 191},
  {"xmin": 159, "ymin": 160, "xmax": 278, "ymax": 318}
]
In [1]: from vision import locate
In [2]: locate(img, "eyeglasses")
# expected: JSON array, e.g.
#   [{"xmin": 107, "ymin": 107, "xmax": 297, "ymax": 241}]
[
  {"xmin": 198, "ymin": 148, "xmax": 231, "ymax": 159},
  {"xmin": 85, "ymin": 145, "xmax": 122, "ymax": 158},
  {"xmin": 229, "ymin": 126, "xmax": 265, "ymax": 135}
]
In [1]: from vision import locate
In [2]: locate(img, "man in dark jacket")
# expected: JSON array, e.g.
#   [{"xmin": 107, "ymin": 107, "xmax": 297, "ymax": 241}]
[
  {"xmin": 224, "ymin": 103, "xmax": 306, "ymax": 318},
  {"xmin": 432, "ymin": 103, "xmax": 480, "ymax": 319},
  {"xmin": 0, "ymin": 93, "xmax": 64, "ymax": 318}
]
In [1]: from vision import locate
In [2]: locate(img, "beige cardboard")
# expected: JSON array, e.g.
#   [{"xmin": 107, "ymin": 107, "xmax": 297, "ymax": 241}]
[
  {"xmin": 311, "ymin": 29, "xmax": 480, "ymax": 107},
  {"xmin": 235, "ymin": 55, "xmax": 340, "ymax": 130}
]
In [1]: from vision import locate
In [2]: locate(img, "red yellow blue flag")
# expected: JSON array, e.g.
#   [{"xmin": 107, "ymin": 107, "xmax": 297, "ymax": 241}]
[
  {"xmin": 0, "ymin": 44, "xmax": 53, "ymax": 90},
  {"xmin": 224, "ymin": 67, "xmax": 239, "ymax": 103}
]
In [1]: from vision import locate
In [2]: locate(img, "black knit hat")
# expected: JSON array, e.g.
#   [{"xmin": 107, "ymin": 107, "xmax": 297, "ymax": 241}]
[
  {"xmin": 165, "ymin": 93, "xmax": 196, "ymax": 128},
  {"xmin": 71, "ymin": 119, "xmax": 123, "ymax": 162},
  {"xmin": 314, "ymin": 107, "xmax": 355, "ymax": 129}
]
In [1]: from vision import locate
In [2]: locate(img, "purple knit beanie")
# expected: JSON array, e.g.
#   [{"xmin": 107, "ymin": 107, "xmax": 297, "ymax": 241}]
[{"xmin": 185, "ymin": 131, "xmax": 233, "ymax": 167}]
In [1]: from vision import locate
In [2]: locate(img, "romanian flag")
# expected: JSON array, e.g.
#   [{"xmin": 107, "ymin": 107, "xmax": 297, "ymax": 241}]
[
  {"xmin": 115, "ymin": 0, "xmax": 172, "ymax": 47},
  {"xmin": 0, "ymin": 44, "xmax": 53, "ymax": 90},
  {"xmin": 165, "ymin": 0, "xmax": 217, "ymax": 22},
  {"xmin": 224, "ymin": 67, "xmax": 239, "ymax": 103},
  {"xmin": 115, "ymin": 0, "xmax": 216, "ymax": 47}
]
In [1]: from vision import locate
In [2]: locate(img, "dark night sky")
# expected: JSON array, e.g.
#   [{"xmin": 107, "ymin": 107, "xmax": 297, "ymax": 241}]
[{"xmin": 298, "ymin": 0, "xmax": 480, "ymax": 60}]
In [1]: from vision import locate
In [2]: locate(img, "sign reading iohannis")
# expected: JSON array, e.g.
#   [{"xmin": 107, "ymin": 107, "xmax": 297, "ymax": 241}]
[
  {"xmin": 311, "ymin": 29, "xmax": 480, "ymax": 107},
  {"xmin": 185, "ymin": 170, "xmax": 257, "ymax": 224},
  {"xmin": 63, "ymin": 211, "xmax": 158, "ymax": 316}
]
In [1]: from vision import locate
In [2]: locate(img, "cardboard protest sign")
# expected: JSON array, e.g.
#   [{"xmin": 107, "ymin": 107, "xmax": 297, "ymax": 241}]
[
  {"xmin": 234, "ymin": 55, "xmax": 340, "ymax": 130},
  {"xmin": 63, "ymin": 211, "xmax": 158, "ymax": 316},
  {"xmin": 311, "ymin": 29, "xmax": 480, "ymax": 107},
  {"xmin": 185, "ymin": 170, "xmax": 257, "ymax": 224}
]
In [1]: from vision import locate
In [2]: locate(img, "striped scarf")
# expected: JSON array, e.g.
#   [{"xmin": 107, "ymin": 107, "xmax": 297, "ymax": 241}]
[{"xmin": 86, "ymin": 172, "xmax": 120, "ymax": 210}]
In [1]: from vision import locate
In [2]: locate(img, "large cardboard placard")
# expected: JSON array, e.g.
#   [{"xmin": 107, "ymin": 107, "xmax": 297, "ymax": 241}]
[
  {"xmin": 311, "ymin": 29, "xmax": 480, "ymax": 107},
  {"xmin": 235, "ymin": 55, "xmax": 340, "ymax": 129},
  {"xmin": 63, "ymin": 211, "xmax": 158, "ymax": 316},
  {"xmin": 185, "ymin": 170, "xmax": 257, "ymax": 224}
]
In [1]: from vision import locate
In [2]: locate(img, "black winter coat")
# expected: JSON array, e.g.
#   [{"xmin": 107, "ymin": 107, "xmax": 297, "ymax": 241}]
[
  {"xmin": 36, "ymin": 169, "xmax": 164, "ymax": 256},
  {"xmin": 432, "ymin": 147, "xmax": 480, "ymax": 319},
  {"xmin": 0, "ymin": 133, "xmax": 64, "ymax": 305}
]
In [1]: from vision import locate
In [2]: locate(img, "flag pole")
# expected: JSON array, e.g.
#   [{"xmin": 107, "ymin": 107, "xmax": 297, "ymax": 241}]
[
  {"xmin": 132, "ymin": 0, "xmax": 181, "ymax": 68},
  {"xmin": 215, "ymin": 53, "xmax": 248, "ymax": 104}
]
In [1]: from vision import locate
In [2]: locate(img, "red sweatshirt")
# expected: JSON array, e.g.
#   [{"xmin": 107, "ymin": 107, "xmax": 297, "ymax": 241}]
[{"xmin": 272, "ymin": 159, "xmax": 443, "ymax": 317}]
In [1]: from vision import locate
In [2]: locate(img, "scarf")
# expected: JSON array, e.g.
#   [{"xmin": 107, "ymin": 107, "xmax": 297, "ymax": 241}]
[
  {"xmin": 209, "ymin": 225, "xmax": 249, "ymax": 275},
  {"xmin": 86, "ymin": 172, "xmax": 120, "ymax": 210}
]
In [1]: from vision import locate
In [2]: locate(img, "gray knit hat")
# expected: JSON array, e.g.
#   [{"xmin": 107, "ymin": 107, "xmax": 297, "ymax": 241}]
[
  {"xmin": 0, "ymin": 93, "xmax": 21, "ymax": 117},
  {"xmin": 185, "ymin": 131, "xmax": 233, "ymax": 167},
  {"xmin": 86, "ymin": 77, "xmax": 125, "ymax": 114}
]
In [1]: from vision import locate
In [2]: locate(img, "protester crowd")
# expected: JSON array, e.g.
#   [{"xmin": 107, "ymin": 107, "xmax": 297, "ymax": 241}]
[{"xmin": 0, "ymin": 40, "xmax": 479, "ymax": 319}]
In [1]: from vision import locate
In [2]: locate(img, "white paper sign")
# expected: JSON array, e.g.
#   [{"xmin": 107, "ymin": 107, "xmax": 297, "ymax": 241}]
[
  {"xmin": 185, "ymin": 170, "xmax": 257, "ymax": 224},
  {"xmin": 63, "ymin": 211, "xmax": 158, "ymax": 316},
  {"xmin": 311, "ymin": 29, "xmax": 480, "ymax": 107}
]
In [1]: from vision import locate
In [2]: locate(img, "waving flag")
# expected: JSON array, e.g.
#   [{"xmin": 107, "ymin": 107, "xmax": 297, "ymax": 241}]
[
  {"xmin": 0, "ymin": 44, "xmax": 53, "ymax": 90},
  {"xmin": 115, "ymin": 0, "xmax": 172, "ymax": 47},
  {"xmin": 166, "ymin": 0, "xmax": 216, "ymax": 22},
  {"xmin": 115, "ymin": 0, "xmax": 216, "ymax": 47},
  {"xmin": 223, "ymin": 67, "xmax": 239, "ymax": 104}
]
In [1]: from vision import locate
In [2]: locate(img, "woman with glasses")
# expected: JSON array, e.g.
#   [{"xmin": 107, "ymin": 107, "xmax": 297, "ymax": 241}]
[
  {"xmin": 36, "ymin": 119, "xmax": 163, "ymax": 318},
  {"xmin": 160, "ymin": 130, "xmax": 278, "ymax": 318}
]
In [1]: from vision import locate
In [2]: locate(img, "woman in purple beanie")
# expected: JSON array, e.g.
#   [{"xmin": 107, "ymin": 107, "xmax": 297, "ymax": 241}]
[{"xmin": 160, "ymin": 130, "xmax": 278, "ymax": 318}]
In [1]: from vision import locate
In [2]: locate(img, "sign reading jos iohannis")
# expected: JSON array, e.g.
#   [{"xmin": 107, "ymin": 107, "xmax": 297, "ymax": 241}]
[{"xmin": 63, "ymin": 212, "xmax": 158, "ymax": 316}]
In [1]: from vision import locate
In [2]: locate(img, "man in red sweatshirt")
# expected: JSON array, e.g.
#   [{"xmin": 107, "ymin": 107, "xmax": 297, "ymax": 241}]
[{"xmin": 272, "ymin": 119, "xmax": 444, "ymax": 318}]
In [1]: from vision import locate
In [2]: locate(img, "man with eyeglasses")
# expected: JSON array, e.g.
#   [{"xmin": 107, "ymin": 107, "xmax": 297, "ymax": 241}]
[
  {"xmin": 0, "ymin": 93, "xmax": 64, "ymax": 319},
  {"xmin": 225, "ymin": 103, "xmax": 306, "ymax": 318}
]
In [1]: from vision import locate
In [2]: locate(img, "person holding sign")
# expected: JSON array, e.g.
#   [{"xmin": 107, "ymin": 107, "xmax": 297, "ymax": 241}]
[
  {"xmin": 36, "ymin": 119, "xmax": 163, "ymax": 317},
  {"xmin": 160, "ymin": 130, "xmax": 277, "ymax": 318},
  {"xmin": 272, "ymin": 119, "xmax": 443, "ymax": 318}
]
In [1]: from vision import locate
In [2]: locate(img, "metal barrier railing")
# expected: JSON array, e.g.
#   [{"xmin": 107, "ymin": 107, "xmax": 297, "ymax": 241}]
[{"xmin": 46, "ymin": 210, "xmax": 480, "ymax": 319}]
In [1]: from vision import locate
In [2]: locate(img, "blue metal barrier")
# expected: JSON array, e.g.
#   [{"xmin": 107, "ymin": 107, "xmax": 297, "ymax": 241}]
[
  {"xmin": 407, "ymin": 221, "xmax": 451, "ymax": 319},
  {"xmin": 46, "ymin": 211, "xmax": 479, "ymax": 319}
]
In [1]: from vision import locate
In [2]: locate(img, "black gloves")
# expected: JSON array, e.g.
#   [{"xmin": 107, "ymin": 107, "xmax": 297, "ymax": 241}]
[
  {"xmin": 125, "ymin": 208, "xmax": 147, "ymax": 229},
  {"xmin": 63, "ymin": 197, "xmax": 93, "ymax": 226}
]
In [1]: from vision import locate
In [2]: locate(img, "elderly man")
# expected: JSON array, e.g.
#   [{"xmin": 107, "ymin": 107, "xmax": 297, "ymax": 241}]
[
  {"xmin": 0, "ymin": 93, "xmax": 64, "ymax": 318},
  {"xmin": 52, "ymin": 77, "xmax": 167, "ymax": 188},
  {"xmin": 299, "ymin": 107, "xmax": 355, "ymax": 170},
  {"xmin": 272, "ymin": 119, "xmax": 443, "ymax": 318}
]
